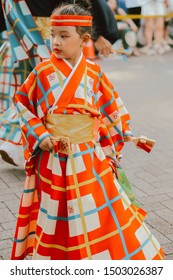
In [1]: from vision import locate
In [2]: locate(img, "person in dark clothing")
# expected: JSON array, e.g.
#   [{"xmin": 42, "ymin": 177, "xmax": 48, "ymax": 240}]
[
  {"xmin": 127, "ymin": 7, "xmax": 141, "ymax": 28},
  {"xmin": 0, "ymin": 5, "xmax": 6, "ymax": 33},
  {"xmin": 107, "ymin": 0, "xmax": 140, "ymax": 56},
  {"xmin": 91, "ymin": 0, "xmax": 119, "ymax": 55},
  {"xmin": 1, "ymin": 0, "xmax": 119, "ymax": 54},
  {"xmin": 125, "ymin": 0, "xmax": 143, "ymax": 28},
  {"xmin": 26, "ymin": 0, "xmax": 119, "ymax": 56}
]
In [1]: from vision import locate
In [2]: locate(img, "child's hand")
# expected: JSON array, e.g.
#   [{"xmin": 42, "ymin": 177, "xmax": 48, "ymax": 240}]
[
  {"xmin": 124, "ymin": 135, "xmax": 133, "ymax": 142},
  {"xmin": 39, "ymin": 137, "xmax": 54, "ymax": 151}
]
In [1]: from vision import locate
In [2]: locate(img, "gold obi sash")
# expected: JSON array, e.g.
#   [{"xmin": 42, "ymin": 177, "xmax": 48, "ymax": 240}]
[
  {"xmin": 44, "ymin": 114, "xmax": 95, "ymax": 154},
  {"xmin": 33, "ymin": 16, "xmax": 50, "ymax": 40}
]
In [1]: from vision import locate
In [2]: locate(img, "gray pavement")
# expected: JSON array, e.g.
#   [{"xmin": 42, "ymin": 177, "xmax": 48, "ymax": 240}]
[{"xmin": 0, "ymin": 51, "xmax": 173, "ymax": 260}]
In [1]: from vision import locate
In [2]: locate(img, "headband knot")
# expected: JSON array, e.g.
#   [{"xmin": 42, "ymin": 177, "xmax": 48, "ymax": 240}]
[{"xmin": 50, "ymin": 15, "xmax": 93, "ymax": 27}]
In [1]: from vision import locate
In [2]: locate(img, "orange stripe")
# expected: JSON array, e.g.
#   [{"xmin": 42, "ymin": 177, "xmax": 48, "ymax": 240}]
[
  {"xmin": 50, "ymin": 53, "xmax": 71, "ymax": 77},
  {"xmin": 50, "ymin": 15, "xmax": 92, "ymax": 26}
]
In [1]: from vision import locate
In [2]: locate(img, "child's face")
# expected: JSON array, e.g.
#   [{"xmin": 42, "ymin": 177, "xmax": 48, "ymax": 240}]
[{"xmin": 50, "ymin": 25, "xmax": 86, "ymax": 66}]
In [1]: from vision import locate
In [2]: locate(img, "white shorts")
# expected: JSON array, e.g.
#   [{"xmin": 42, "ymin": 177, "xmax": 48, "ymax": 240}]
[
  {"xmin": 142, "ymin": 0, "xmax": 166, "ymax": 16},
  {"xmin": 168, "ymin": 0, "xmax": 173, "ymax": 12}
]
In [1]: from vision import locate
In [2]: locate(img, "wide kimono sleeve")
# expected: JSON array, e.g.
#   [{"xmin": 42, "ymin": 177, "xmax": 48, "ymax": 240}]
[
  {"xmin": 14, "ymin": 69, "xmax": 51, "ymax": 160},
  {"xmin": 98, "ymin": 69, "xmax": 133, "ymax": 158}
]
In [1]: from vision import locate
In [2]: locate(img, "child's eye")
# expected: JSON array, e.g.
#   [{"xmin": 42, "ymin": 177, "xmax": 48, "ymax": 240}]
[{"xmin": 61, "ymin": 35, "xmax": 68, "ymax": 38}]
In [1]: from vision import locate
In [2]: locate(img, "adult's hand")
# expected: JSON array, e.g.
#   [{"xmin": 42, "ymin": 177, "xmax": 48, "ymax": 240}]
[{"xmin": 94, "ymin": 36, "xmax": 114, "ymax": 56}]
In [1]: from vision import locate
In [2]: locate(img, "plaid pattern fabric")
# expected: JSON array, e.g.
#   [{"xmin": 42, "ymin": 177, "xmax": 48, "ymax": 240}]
[
  {"xmin": 2, "ymin": 0, "xmax": 50, "ymax": 63},
  {"xmin": 14, "ymin": 53, "xmax": 132, "ymax": 161},
  {"xmin": 0, "ymin": 31, "xmax": 32, "ymax": 113},
  {"xmin": 0, "ymin": 105, "xmax": 22, "ymax": 144},
  {"xmin": 0, "ymin": 0, "xmax": 50, "ymax": 142},
  {"xmin": 11, "ymin": 54, "xmax": 164, "ymax": 260}
]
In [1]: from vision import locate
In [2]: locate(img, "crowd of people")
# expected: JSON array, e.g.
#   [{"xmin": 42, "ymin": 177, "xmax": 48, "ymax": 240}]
[{"xmin": 107, "ymin": 0, "xmax": 173, "ymax": 56}]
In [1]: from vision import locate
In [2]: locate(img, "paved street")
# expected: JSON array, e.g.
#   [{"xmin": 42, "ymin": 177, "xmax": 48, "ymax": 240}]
[{"xmin": 0, "ymin": 51, "xmax": 173, "ymax": 260}]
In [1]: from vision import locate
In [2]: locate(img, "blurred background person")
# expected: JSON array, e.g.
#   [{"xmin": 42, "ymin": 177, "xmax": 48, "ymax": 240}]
[
  {"xmin": 140, "ymin": 0, "xmax": 171, "ymax": 55},
  {"xmin": 117, "ymin": 0, "xmax": 127, "ymax": 11},
  {"xmin": 164, "ymin": 0, "xmax": 173, "ymax": 45},
  {"xmin": 92, "ymin": 0, "xmax": 119, "ymax": 56},
  {"xmin": 107, "ymin": 0, "xmax": 140, "ymax": 56},
  {"xmin": 124, "ymin": 0, "xmax": 148, "ymax": 28}
]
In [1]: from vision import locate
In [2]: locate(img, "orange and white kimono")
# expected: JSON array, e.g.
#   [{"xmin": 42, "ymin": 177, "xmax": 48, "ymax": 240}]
[{"xmin": 11, "ymin": 53, "xmax": 164, "ymax": 260}]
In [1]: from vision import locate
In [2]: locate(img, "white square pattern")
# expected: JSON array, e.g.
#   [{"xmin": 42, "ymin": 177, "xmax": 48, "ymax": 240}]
[
  {"xmin": 37, "ymin": 192, "xmax": 59, "ymax": 235},
  {"xmin": 135, "ymin": 225, "xmax": 160, "ymax": 259},
  {"xmin": 66, "ymin": 146, "xmax": 86, "ymax": 176},
  {"xmin": 47, "ymin": 153, "xmax": 62, "ymax": 176},
  {"xmin": 21, "ymin": 175, "xmax": 35, "ymax": 207},
  {"xmin": 68, "ymin": 194, "xmax": 100, "ymax": 237}
]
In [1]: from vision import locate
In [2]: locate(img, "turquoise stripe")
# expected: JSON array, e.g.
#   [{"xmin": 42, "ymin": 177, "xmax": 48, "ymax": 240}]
[
  {"xmin": 100, "ymin": 97, "xmax": 123, "ymax": 136},
  {"xmin": 122, "ymin": 233, "xmax": 153, "ymax": 260},
  {"xmin": 113, "ymin": 139, "xmax": 124, "ymax": 149},
  {"xmin": 86, "ymin": 143, "xmax": 130, "ymax": 257},
  {"xmin": 82, "ymin": 194, "xmax": 122, "ymax": 217},
  {"xmin": 20, "ymin": 118, "xmax": 40, "ymax": 141},
  {"xmin": 37, "ymin": 81, "xmax": 61, "ymax": 107},
  {"xmin": 23, "ymin": 188, "xmax": 34, "ymax": 194},
  {"xmin": 37, "ymin": 79, "xmax": 49, "ymax": 108},
  {"xmin": 53, "ymin": 153, "xmax": 68, "ymax": 162},
  {"xmin": 73, "ymin": 146, "xmax": 95, "ymax": 158},
  {"xmin": 94, "ymin": 93, "xmax": 99, "ymax": 104},
  {"xmin": 40, "ymin": 207, "xmax": 70, "ymax": 221},
  {"xmin": 13, "ymin": 231, "xmax": 35, "ymax": 243},
  {"xmin": 46, "ymin": 82, "xmax": 61, "ymax": 95},
  {"xmin": 23, "ymin": 133, "xmax": 51, "ymax": 155},
  {"xmin": 52, "ymin": 145, "xmax": 94, "ymax": 159},
  {"xmin": 99, "ymin": 70, "xmax": 102, "ymax": 78},
  {"xmin": 99, "ymin": 134, "xmax": 111, "ymax": 141},
  {"xmin": 39, "ymin": 193, "xmax": 122, "ymax": 222},
  {"xmin": 25, "ymin": 122, "xmax": 42, "ymax": 140},
  {"xmin": 16, "ymin": 91, "xmax": 28, "ymax": 97},
  {"xmin": 100, "ymin": 97, "xmax": 114, "ymax": 111},
  {"xmin": 29, "ymin": 100, "xmax": 34, "ymax": 107}
]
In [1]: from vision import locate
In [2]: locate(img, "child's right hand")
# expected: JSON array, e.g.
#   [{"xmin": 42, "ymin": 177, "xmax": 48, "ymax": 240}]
[
  {"xmin": 123, "ymin": 135, "xmax": 133, "ymax": 142},
  {"xmin": 39, "ymin": 137, "xmax": 54, "ymax": 151}
]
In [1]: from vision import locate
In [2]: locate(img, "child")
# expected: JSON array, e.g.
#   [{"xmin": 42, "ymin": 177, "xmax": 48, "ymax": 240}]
[
  {"xmin": 11, "ymin": 0, "xmax": 164, "ymax": 260},
  {"xmin": 0, "ymin": 0, "xmax": 118, "ymax": 168}
]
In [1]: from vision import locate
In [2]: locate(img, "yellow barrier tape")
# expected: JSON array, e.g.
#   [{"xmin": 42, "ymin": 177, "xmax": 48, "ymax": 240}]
[{"xmin": 115, "ymin": 13, "xmax": 173, "ymax": 20}]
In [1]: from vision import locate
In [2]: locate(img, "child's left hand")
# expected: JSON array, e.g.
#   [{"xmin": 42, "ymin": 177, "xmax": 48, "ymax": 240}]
[{"xmin": 123, "ymin": 135, "xmax": 133, "ymax": 142}]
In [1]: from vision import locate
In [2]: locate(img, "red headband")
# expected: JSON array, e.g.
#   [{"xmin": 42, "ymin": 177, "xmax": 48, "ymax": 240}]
[{"xmin": 50, "ymin": 15, "xmax": 93, "ymax": 27}]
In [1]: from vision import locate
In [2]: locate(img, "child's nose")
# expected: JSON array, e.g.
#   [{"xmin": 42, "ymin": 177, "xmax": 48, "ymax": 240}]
[{"xmin": 54, "ymin": 36, "xmax": 60, "ymax": 45}]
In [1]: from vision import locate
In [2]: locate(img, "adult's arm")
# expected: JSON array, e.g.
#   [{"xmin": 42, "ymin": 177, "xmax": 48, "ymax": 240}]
[
  {"xmin": 26, "ymin": 0, "xmax": 119, "ymax": 56},
  {"xmin": 25, "ymin": 0, "xmax": 59, "ymax": 16},
  {"xmin": 92, "ymin": 0, "xmax": 119, "ymax": 44}
]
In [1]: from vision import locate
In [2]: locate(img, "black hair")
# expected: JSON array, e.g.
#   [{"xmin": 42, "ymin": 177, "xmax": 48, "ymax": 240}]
[{"xmin": 52, "ymin": 0, "xmax": 93, "ymax": 37}]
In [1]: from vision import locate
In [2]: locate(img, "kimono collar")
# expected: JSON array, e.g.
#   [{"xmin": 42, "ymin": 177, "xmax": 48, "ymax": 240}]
[
  {"xmin": 49, "ymin": 52, "xmax": 87, "ymax": 110},
  {"xmin": 50, "ymin": 15, "xmax": 93, "ymax": 27}
]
